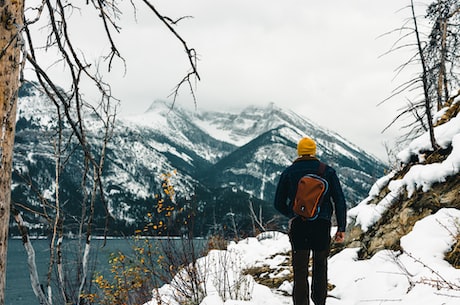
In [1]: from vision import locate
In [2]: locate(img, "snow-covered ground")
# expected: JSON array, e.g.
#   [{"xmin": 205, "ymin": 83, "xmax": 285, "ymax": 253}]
[
  {"xmin": 328, "ymin": 208, "xmax": 460, "ymax": 305},
  {"xmin": 144, "ymin": 208, "xmax": 460, "ymax": 305}
]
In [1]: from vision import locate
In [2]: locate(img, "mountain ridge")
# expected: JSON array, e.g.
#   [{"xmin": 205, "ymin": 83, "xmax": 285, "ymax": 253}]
[{"xmin": 11, "ymin": 86, "xmax": 386, "ymax": 236}]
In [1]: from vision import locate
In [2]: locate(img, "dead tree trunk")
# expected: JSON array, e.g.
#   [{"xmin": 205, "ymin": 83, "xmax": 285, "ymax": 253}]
[
  {"xmin": 12, "ymin": 209, "xmax": 51, "ymax": 305},
  {"xmin": 437, "ymin": 18, "xmax": 448, "ymax": 110},
  {"xmin": 0, "ymin": 1, "xmax": 24, "ymax": 303},
  {"xmin": 411, "ymin": 0, "xmax": 439, "ymax": 151}
]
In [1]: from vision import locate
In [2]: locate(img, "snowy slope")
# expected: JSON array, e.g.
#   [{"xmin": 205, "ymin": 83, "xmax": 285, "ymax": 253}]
[
  {"xmin": 349, "ymin": 101, "xmax": 460, "ymax": 232},
  {"xmin": 144, "ymin": 208, "xmax": 460, "ymax": 305}
]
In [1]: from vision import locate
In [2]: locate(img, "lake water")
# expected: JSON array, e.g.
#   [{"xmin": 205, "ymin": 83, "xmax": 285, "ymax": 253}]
[
  {"xmin": 6, "ymin": 237, "xmax": 206, "ymax": 305},
  {"xmin": 6, "ymin": 238, "xmax": 134, "ymax": 305}
]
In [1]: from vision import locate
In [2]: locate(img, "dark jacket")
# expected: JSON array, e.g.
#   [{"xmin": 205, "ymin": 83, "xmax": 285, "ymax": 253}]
[{"xmin": 274, "ymin": 156, "xmax": 347, "ymax": 232}]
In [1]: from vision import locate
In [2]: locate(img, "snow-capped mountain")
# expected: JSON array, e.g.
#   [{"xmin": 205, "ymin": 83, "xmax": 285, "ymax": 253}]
[{"xmin": 11, "ymin": 83, "xmax": 386, "ymax": 236}]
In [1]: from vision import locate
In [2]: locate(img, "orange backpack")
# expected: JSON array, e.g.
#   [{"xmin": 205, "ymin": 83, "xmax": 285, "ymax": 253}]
[{"xmin": 292, "ymin": 162, "xmax": 328, "ymax": 220}]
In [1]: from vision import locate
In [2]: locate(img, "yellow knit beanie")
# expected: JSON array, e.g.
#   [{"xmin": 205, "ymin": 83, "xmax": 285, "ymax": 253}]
[{"xmin": 297, "ymin": 137, "xmax": 316, "ymax": 156}]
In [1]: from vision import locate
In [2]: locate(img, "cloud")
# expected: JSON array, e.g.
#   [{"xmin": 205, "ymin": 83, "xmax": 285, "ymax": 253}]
[{"xmin": 25, "ymin": 0, "xmax": 427, "ymax": 162}]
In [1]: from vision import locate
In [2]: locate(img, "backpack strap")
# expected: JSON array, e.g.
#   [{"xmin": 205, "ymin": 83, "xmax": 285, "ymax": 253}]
[{"xmin": 317, "ymin": 162, "xmax": 326, "ymax": 177}]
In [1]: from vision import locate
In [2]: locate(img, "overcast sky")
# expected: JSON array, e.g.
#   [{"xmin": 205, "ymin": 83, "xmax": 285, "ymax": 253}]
[{"xmin": 28, "ymin": 0, "xmax": 433, "ymax": 162}]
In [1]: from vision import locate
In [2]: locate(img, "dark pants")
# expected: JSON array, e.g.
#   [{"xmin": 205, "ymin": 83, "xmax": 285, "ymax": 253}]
[{"xmin": 289, "ymin": 217, "xmax": 331, "ymax": 305}]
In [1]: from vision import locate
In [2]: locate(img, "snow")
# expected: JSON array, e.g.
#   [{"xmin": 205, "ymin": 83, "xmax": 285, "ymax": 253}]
[
  {"xmin": 17, "ymin": 94, "xmax": 56, "ymax": 130},
  {"xmin": 144, "ymin": 232, "xmax": 292, "ymax": 305},
  {"xmin": 331, "ymin": 142, "xmax": 358, "ymax": 161},
  {"xmin": 143, "ymin": 110, "xmax": 460, "ymax": 305},
  {"xmin": 144, "ymin": 209, "xmax": 460, "ymax": 305},
  {"xmin": 349, "ymin": 109, "xmax": 460, "ymax": 231},
  {"xmin": 193, "ymin": 116, "xmax": 253, "ymax": 147},
  {"xmin": 123, "ymin": 102, "xmax": 169, "ymax": 129},
  {"xmin": 329, "ymin": 208, "xmax": 460, "ymax": 305},
  {"xmin": 397, "ymin": 114, "xmax": 460, "ymax": 163}
]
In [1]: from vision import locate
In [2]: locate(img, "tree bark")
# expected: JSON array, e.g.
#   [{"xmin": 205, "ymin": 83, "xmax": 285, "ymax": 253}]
[
  {"xmin": 411, "ymin": 0, "xmax": 439, "ymax": 151},
  {"xmin": 0, "ymin": 0, "xmax": 24, "ymax": 303},
  {"xmin": 437, "ymin": 18, "xmax": 448, "ymax": 110}
]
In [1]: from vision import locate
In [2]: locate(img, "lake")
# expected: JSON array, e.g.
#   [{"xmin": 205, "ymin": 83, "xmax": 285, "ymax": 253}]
[
  {"xmin": 6, "ymin": 238, "xmax": 133, "ymax": 304},
  {"xmin": 6, "ymin": 237, "xmax": 207, "ymax": 305}
]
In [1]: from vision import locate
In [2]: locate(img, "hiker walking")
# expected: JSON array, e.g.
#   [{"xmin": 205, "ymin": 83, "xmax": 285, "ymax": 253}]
[{"xmin": 274, "ymin": 136, "xmax": 347, "ymax": 305}]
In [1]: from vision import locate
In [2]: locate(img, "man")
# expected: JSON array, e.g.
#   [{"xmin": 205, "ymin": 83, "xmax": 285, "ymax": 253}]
[{"xmin": 274, "ymin": 136, "xmax": 347, "ymax": 305}]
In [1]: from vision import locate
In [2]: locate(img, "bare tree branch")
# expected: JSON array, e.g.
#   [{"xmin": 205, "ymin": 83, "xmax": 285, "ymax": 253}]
[{"xmin": 3, "ymin": 0, "xmax": 201, "ymax": 303}]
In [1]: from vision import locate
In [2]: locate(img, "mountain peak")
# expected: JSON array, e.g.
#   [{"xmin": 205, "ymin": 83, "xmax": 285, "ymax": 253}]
[{"xmin": 145, "ymin": 99, "xmax": 175, "ymax": 113}]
